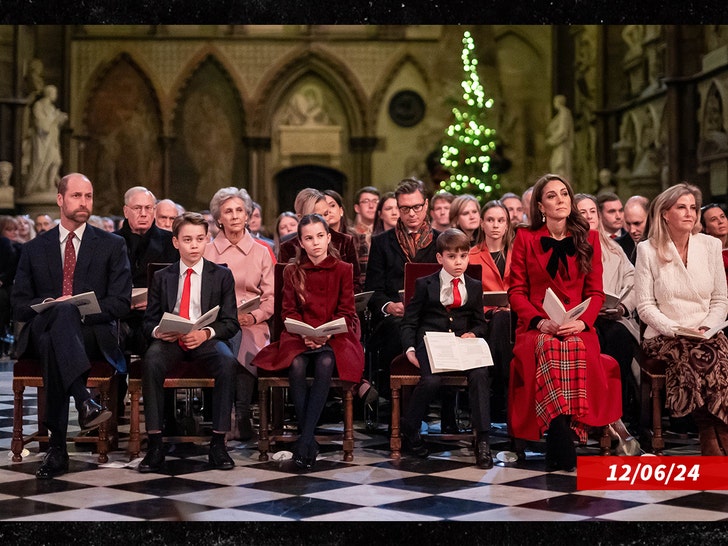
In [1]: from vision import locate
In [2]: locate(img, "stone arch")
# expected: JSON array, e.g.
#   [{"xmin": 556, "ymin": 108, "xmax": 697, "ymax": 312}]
[
  {"xmin": 251, "ymin": 45, "xmax": 368, "ymax": 137},
  {"xmin": 80, "ymin": 52, "xmax": 164, "ymax": 214},
  {"xmin": 168, "ymin": 54, "xmax": 248, "ymax": 210},
  {"xmin": 369, "ymin": 51, "xmax": 431, "ymax": 131},
  {"xmin": 702, "ymin": 81, "xmax": 727, "ymax": 137}
]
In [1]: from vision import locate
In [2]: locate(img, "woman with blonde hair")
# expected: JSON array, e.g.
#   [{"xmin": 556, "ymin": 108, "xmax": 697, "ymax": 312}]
[{"xmin": 635, "ymin": 182, "xmax": 728, "ymax": 455}]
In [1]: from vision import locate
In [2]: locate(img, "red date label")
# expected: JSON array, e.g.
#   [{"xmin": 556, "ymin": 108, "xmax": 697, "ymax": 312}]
[{"xmin": 577, "ymin": 456, "xmax": 728, "ymax": 490}]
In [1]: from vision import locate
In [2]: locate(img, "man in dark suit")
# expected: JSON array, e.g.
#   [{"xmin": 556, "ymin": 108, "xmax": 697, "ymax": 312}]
[
  {"xmin": 114, "ymin": 185, "xmax": 179, "ymax": 355},
  {"xmin": 616, "ymin": 195, "xmax": 649, "ymax": 265},
  {"xmin": 11, "ymin": 173, "xmax": 132, "ymax": 479},
  {"xmin": 399, "ymin": 229, "xmax": 492, "ymax": 468},
  {"xmin": 365, "ymin": 178, "xmax": 440, "ymax": 397},
  {"xmin": 139, "ymin": 212, "xmax": 240, "ymax": 472}
]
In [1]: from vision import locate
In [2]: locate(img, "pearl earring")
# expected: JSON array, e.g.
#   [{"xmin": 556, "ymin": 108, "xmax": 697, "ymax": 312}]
[{"xmin": 542, "ymin": 213, "xmax": 546, "ymax": 222}]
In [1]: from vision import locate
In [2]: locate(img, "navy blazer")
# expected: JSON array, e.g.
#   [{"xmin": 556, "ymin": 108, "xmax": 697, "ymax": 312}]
[
  {"xmin": 143, "ymin": 258, "xmax": 240, "ymax": 342},
  {"xmin": 11, "ymin": 225, "xmax": 132, "ymax": 371},
  {"xmin": 400, "ymin": 271, "xmax": 487, "ymax": 352},
  {"xmin": 365, "ymin": 228, "xmax": 440, "ymax": 321}
]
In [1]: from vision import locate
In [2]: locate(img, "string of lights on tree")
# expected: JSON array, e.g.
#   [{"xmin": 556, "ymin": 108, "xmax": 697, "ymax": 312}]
[{"xmin": 439, "ymin": 30, "xmax": 501, "ymax": 202}]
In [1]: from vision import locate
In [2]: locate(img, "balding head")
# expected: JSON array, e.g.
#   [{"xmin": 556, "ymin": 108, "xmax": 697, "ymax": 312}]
[{"xmin": 155, "ymin": 199, "xmax": 178, "ymax": 231}]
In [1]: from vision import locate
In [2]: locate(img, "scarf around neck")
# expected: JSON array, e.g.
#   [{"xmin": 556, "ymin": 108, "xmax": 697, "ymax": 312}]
[{"xmin": 395, "ymin": 218, "xmax": 434, "ymax": 262}]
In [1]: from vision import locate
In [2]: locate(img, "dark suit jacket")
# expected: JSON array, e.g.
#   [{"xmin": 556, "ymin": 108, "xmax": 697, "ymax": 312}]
[
  {"xmin": 400, "ymin": 271, "xmax": 487, "ymax": 352},
  {"xmin": 616, "ymin": 232, "xmax": 636, "ymax": 265},
  {"xmin": 278, "ymin": 229, "xmax": 362, "ymax": 293},
  {"xmin": 143, "ymin": 258, "xmax": 240, "ymax": 342},
  {"xmin": 364, "ymin": 228, "xmax": 440, "ymax": 321},
  {"xmin": 11, "ymin": 225, "xmax": 132, "ymax": 371},
  {"xmin": 115, "ymin": 219, "xmax": 179, "ymax": 287}
]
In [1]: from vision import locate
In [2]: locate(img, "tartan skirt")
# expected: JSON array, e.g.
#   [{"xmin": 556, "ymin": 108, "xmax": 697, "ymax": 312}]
[{"xmin": 534, "ymin": 333, "xmax": 589, "ymax": 442}]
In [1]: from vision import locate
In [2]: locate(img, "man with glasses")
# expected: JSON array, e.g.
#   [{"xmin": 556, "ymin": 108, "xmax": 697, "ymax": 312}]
[
  {"xmin": 115, "ymin": 186, "xmax": 179, "ymax": 355},
  {"xmin": 365, "ymin": 178, "xmax": 440, "ymax": 403},
  {"xmin": 351, "ymin": 186, "xmax": 380, "ymax": 287}
]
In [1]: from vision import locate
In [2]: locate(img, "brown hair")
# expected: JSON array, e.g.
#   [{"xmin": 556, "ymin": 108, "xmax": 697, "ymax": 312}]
[
  {"xmin": 172, "ymin": 212, "xmax": 209, "ymax": 238},
  {"xmin": 436, "ymin": 228, "xmax": 470, "ymax": 254},
  {"xmin": 288, "ymin": 213, "xmax": 339, "ymax": 304}
]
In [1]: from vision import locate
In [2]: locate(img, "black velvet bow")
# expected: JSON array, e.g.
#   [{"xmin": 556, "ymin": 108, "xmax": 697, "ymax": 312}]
[{"xmin": 540, "ymin": 236, "xmax": 576, "ymax": 279}]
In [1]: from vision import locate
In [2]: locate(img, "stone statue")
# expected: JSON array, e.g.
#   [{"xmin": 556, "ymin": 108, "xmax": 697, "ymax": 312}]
[
  {"xmin": 596, "ymin": 168, "xmax": 616, "ymax": 195},
  {"xmin": 24, "ymin": 85, "xmax": 68, "ymax": 195},
  {"xmin": 545, "ymin": 95, "xmax": 574, "ymax": 181},
  {"xmin": 622, "ymin": 25, "xmax": 644, "ymax": 61},
  {"xmin": 0, "ymin": 161, "xmax": 14, "ymax": 208},
  {"xmin": 699, "ymin": 89, "xmax": 728, "ymax": 159},
  {"xmin": 283, "ymin": 85, "xmax": 331, "ymax": 126}
]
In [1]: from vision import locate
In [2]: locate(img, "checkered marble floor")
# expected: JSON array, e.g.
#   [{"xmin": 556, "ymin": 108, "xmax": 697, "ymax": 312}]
[{"xmin": 1, "ymin": 360, "xmax": 726, "ymax": 524}]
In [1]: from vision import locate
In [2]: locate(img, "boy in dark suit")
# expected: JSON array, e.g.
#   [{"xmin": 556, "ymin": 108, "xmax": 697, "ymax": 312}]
[
  {"xmin": 139, "ymin": 212, "xmax": 240, "ymax": 472},
  {"xmin": 400, "ymin": 228, "xmax": 493, "ymax": 468}
]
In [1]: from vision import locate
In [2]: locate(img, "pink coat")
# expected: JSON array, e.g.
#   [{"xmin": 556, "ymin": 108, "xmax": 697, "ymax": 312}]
[
  {"xmin": 204, "ymin": 231, "xmax": 274, "ymax": 374},
  {"xmin": 252, "ymin": 256, "xmax": 364, "ymax": 383}
]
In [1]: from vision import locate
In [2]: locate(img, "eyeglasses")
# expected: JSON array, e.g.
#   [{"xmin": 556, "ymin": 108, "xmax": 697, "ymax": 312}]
[
  {"xmin": 127, "ymin": 205, "xmax": 154, "ymax": 214},
  {"xmin": 701, "ymin": 203, "xmax": 724, "ymax": 212},
  {"xmin": 398, "ymin": 202, "xmax": 426, "ymax": 214},
  {"xmin": 359, "ymin": 198, "xmax": 379, "ymax": 206}
]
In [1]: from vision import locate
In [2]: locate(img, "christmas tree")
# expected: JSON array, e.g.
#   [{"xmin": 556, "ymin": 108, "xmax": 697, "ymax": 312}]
[{"xmin": 439, "ymin": 30, "xmax": 501, "ymax": 202}]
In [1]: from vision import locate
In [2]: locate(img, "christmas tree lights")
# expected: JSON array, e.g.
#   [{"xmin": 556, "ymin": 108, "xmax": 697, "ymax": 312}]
[{"xmin": 439, "ymin": 30, "xmax": 500, "ymax": 201}]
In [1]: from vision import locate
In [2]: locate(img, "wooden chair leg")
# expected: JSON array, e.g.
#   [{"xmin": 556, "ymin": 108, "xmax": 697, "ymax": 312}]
[
  {"xmin": 652, "ymin": 380, "xmax": 665, "ymax": 455},
  {"xmin": 257, "ymin": 384, "xmax": 270, "ymax": 461},
  {"xmin": 96, "ymin": 381, "xmax": 111, "ymax": 464},
  {"xmin": 342, "ymin": 388, "xmax": 354, "ymax": 462},
  {"xmin": 127, "ymin": 381, "xmax": 141, "ymax": 460},
  {"xmin": 11, "ymin": 382, "xmax": 25, "ymax": 462},
  {"xmin": 600, "ymin": 425, "xmax": 611, "ymax": 456},
  {"xmin": 390, "ymin": 384, "xmax": 401, "ymax": 459}
]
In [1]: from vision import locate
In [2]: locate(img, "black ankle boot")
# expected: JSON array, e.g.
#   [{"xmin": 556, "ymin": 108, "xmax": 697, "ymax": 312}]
[{"xmin": 545, "ymin": 415, "xmax": 576, "ymax": 471}]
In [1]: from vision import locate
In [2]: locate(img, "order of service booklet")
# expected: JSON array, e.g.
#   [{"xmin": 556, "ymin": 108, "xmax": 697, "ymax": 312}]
[
  {"xmin": 30, "ymin": 291, "xmax": 101, "ymax": 318},
  {"xmin": 156, "ymin": 305, "xmax": 219, "ymax": 335},
  {"xmin": 284, "ymin": 316, "xmax": 348, "ymax": 337},
  {"xmin": 542, "ymin": 287, "xmax": 591, "ymax": 326},
  {"xmin": 423, "ymin": 331, "xmax": 494, "ymax": 373},
  {"xmin": 602, "ymin": 285, "xmax": 632, "ymax": 310},
  {"xmin": 673, "ymin": 320, "xmax": 728, "ymax": 340},
  {"xmin": 482, "ymin": 291, "xmax": 509, "ymax": 308},
  {"xmin": 237, "ymin": 296, "xmax": 261, "ymax": 314}
]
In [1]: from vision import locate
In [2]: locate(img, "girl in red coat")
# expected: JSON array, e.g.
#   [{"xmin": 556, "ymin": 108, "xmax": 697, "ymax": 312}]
[
  {"xmin": 507, "ymin": 174, "xmax": 621, "ymax": 471},
  {"xmin": 252, "ymin": 214, "xmax": 364, "ymax": 469}
]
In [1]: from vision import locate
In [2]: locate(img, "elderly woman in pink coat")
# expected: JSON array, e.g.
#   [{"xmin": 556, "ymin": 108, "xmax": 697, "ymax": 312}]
[{"xmin": 204, "ymin": 187, "xmax": 275, "ymax": 441}]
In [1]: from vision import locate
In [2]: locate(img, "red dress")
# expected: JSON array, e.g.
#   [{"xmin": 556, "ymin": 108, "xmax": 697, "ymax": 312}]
[
  {"xmin": 252, "ymin": 255, "xmax": 364, "ymax": 383},
  {"xmin": 506, "ymin": 225, "xmax": 622, "ymax": 441}
]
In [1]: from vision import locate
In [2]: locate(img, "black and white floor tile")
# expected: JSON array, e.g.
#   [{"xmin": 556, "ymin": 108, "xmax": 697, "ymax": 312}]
[{"xmin": 1, "ymin": 360, "xmax": 726, "ymax": 527}]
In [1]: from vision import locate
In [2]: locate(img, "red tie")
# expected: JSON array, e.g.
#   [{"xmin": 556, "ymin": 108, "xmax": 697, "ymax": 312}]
[
  {"xmin": 179, "ymin": 268, "xmax": 193, "ymax": 319},
  {"xmin": 610, "ymin": 233, "xmax": 618, "ymax": 240},
  {"xmin": 179, "ymin": 268, "xmax": 193, "ymax": 349},
  {"xmin": 62, "ymin": 232, "xmax": 76, "ymax": 296},
  {"xmin": 449, "ymin": 278, "xmax": 462, "ymax": 309}
]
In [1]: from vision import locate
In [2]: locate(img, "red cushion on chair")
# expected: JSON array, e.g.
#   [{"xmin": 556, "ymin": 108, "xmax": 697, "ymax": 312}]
[
  {"xmin": 390, "ymin": 354, "xmax": 420, "ymax": 376},
  {"xmin": 14, "ymin": 358, "xmax": 114, "ymax": 378}
]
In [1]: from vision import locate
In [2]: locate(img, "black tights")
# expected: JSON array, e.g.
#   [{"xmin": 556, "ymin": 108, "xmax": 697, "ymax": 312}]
[{"xmin": 288, "ymin": 349, "xmax": 336, "ymax": 458}]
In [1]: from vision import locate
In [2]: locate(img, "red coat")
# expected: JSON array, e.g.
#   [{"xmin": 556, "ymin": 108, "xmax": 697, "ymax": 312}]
[
  {"xmin": 506, "ymin": 225, "xmax": 622, "ymax": 440},
  {"xmin": 252, "ymin": 256, "xmax": 364, "ymax": 383},
  {"xmin": 469, "ymin": 245, "xmax": 512, "ymax": 312}
]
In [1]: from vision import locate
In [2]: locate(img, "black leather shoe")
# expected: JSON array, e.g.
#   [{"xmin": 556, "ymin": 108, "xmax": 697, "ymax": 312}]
[
  {"xmin": 78, "ymin": 398, "xmax": 112, "ymax": 430},
  {"xmin": 401, "ymin": 425, "xmax": 429, "ymax": 458},
  {"xmin": 208, "ymin": 442, "xmax": 234, "ymax": 470},
  {"xmin": 36, "ymin": 446, "xmax": 69, "ymax": 480},
  {"xmin": 138, "ymin": 444, "xmax": 166, "ymax": 473},
  {"xmin": 475, "ymin": 438, "xmax": 493, "ymax": 469}
]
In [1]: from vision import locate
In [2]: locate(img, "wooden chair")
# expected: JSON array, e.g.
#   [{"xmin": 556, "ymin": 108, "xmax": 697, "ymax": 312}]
[
  {"xmin": 12, "ymin": 358, "xmax": 121, "ymax": 463},
  {"xmin": 256, "ymin": 262, "xmax": 356, "ymax": 462},
  {"xmin": 636, "ymin": 345, "xmax": 667, "ymax": 454},
  {"xmin": 389, "ymin": 262, "xmax": 482, "ymax": 459}
]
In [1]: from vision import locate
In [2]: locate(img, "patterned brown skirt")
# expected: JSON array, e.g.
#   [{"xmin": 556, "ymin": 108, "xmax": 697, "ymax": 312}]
[{"xmin": 642, "ymin": 332, "xmax": 728, "ymax": 426}]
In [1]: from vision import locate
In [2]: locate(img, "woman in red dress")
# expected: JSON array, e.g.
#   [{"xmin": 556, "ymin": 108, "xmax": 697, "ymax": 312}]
[{"xmin": 507, "ymin": 174, "xmax": 621, "ymax": 471}]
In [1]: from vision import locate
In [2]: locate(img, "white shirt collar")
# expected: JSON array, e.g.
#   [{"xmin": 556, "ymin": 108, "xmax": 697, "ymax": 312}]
[
  {"xmin": 58, "ymin": 223, "xmax": 87, "ymax": 243},
  {"xmin": 439, "ymin": 268, "xmax": 464, "ymax": 286},
  {"xmin": 180, "ymin": 258, "xmax": 205, "ymax": 277}
]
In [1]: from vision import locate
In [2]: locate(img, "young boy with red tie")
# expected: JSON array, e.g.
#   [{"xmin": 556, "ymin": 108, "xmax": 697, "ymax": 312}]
[
  {"xmin": 399, "ymin": 228, "xmax": 493, "ymax": 468},
  {"xmin": 139, "ymin": 212, "xmax": 240, "ymax": 472}
]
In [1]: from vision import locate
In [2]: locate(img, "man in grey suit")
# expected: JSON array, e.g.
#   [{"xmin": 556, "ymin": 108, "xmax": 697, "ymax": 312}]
[{"xmin": 12, "ymin": 173, "xmax": 132, "ymax": 479}]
